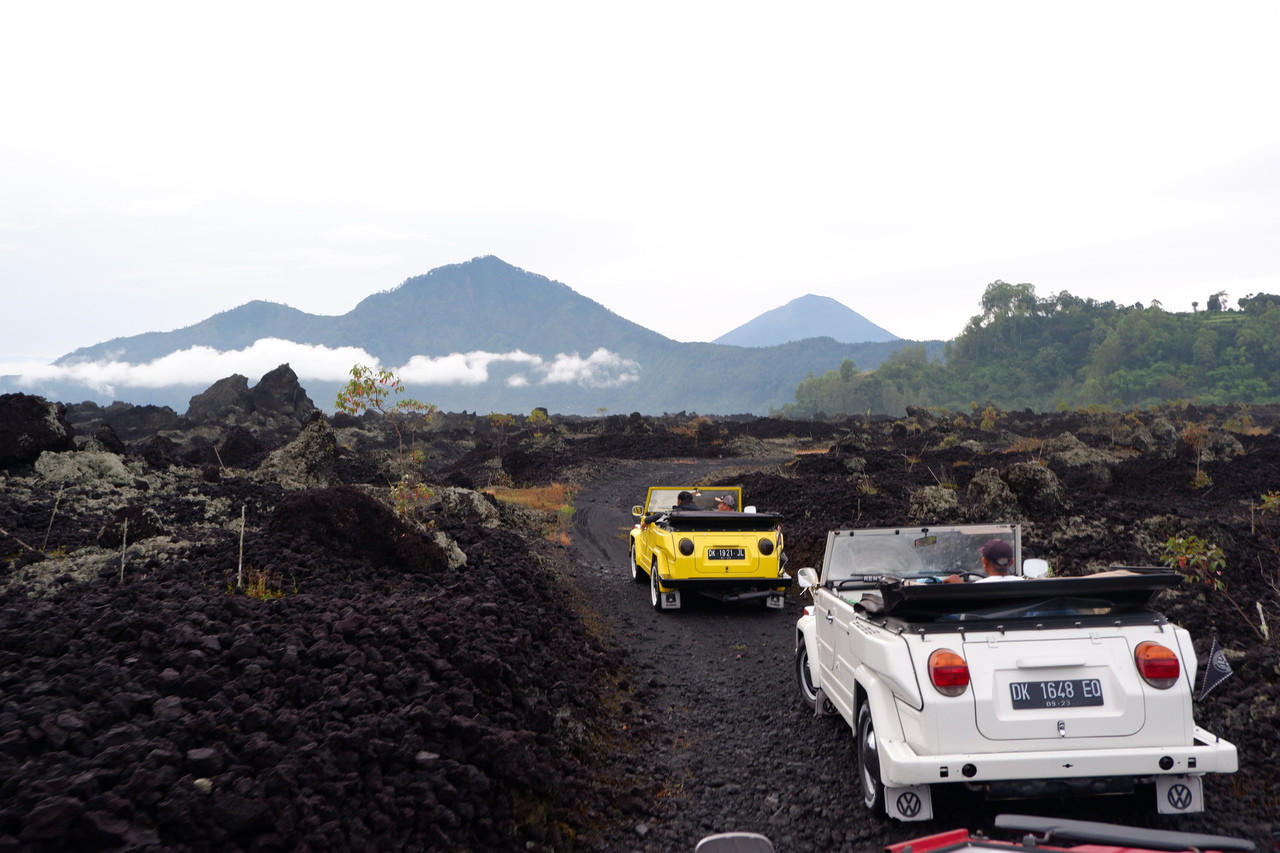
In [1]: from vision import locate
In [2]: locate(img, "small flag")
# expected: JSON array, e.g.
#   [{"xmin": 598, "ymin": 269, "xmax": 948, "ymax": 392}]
[{"xmin": 1199, "ymin": 633, "xmax": 1234, "ymax": 700}]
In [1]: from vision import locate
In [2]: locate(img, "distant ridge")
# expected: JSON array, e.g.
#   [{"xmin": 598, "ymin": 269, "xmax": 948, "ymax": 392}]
[
  {"xmin": 9, "ymin": 257, "xmax": 942, "ymax": 415},
  {"xmin": 713, "ymin": 294, "xmax": 898, "ymax": 347}
]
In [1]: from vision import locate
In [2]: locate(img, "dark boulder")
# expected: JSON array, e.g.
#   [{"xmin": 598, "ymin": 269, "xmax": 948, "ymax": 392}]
[
  {"xmin": 137, "ymin": 435, "xmax": 178, "ymax": 468},
  {"xmin": 186, "ymin": 375, "xmax": 252, "ymax": 425},
  {"xmin": 106, "ymin": 404, "xmax": 185, "ymax": 440},
  {"xmin": 96, "ymin": 506, "xmax": 168, "ymax": 549},
  {"xmin": 186, "ymin": 365, "xmax": 317, "ymax": 427},
  {"xmin": 266, "ymin": 485, "xmax": 452, "ymax": 574},
  {"xmin": 249, "ymin": 363, "xmax": 316, "ymax": 421},
  {"xmin": 91, "ymin": 422, "xmax": 128, "ymax": 455},
  {"xmin": 0, "ymin": 393, "xmax": 75, "ymax": 467},
  {"xmin": 216, "ymin": 426, "xmax": 266, "ymax": 469},
  {"xmin": 65, "ymin": 401, "xmax": 186, "ymax": 441}
]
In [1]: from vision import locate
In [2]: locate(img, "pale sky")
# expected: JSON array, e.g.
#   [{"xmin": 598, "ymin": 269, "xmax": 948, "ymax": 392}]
[{"xmin": 3, "ymin": 2, "xmax": 1278, "ymax": 381}]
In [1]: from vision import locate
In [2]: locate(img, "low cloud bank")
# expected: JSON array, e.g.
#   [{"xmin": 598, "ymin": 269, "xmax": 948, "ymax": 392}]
[{"xmin": 7, "ymin": 338, "xmax": 641, "ymax": 397}]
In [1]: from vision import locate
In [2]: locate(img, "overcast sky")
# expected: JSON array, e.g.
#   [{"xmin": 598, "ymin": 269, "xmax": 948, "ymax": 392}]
[{"xmin": 3, "ymin": 2, "xmax": 1278, "ymax": 378}]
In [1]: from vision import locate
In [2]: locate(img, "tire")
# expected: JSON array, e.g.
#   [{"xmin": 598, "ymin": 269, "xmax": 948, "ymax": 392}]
[
  {"xmin": 857, "ymin": 700, "xmax": 885, "ymax": 814},
  {"xmin": 650, "ymin": 558, "xmax": 663, "ymax": 610},
  {"xmin": 796, "ymin": 643, "xmax": 818, "ymax": 710},
  {"xmin": 630, "ymin": 547, "xmax": 644, "ymax": 583}
]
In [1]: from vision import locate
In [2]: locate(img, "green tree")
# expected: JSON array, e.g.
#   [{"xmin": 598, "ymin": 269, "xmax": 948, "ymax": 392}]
[
  {"xmin": 336, "ymin": 364, "xmax": 438, "ymax": 456},
  {"xmin": 789, "ymin": 285, "xmax": 1280, "ymax": 416}
]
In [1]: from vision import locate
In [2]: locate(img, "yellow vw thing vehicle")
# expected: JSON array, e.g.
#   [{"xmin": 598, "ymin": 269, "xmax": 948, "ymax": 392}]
[{"xmin": 629, "ymin": 486, "xmax": 789, "ymax": 612}]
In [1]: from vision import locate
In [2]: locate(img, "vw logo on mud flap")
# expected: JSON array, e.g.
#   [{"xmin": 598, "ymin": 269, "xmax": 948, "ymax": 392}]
[
  {"xmin": 1166, "ymin": 783, "xmax": 1194, "ymax": 811},
  {"xmin": 895, "ymin": 791, "xmax": 922, "ymax": 818}
]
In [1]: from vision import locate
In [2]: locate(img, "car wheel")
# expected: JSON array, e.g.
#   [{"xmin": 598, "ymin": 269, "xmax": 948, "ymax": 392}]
[
  {"xmin": 796, "ymin": 643, "xmax": 818, "ymax": 710},
  {"xmin": 650, "ymin": 558, "xmax": 663, "ymax": 610},
  {"xmin": 630, "ymin": 548, "xmax": 644, "ymax": 583},
  {"xmin": 857, "ymin": 701, "xmax": 885, "ymax": 814}
]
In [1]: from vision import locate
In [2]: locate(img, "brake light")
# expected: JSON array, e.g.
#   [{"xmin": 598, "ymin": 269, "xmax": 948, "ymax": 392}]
[
  {"xmin": 678, "ymin": 538, "xmax": 694, "ymax": 556},
  {"xmin": 928, "ymin": 649, "xmax": 970, "ymax": 696},
  {"xmin": 1135, "ymin": 641, "xmax": 1180, "ymax": 688},
  {"xmin": 758, "ymin": 537, "xmax": 775, "ymax": 556}
]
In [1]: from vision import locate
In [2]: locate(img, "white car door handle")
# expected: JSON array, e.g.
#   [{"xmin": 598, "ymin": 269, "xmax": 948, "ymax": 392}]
[{"xmin": 825, "ymin": 612, "xmax": 834, "ymax": 623}]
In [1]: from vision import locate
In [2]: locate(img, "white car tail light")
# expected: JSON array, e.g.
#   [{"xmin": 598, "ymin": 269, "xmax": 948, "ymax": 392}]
[
  {"xmin": 1135, "ymin": 641, "xmax": 1180, "ymax": 688},
  {"xmin": 928, "ymin": 649, "xmax": 970, "ymax": 696}
]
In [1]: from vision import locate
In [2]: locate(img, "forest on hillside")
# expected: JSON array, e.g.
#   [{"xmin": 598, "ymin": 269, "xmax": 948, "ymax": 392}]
[{"xmin": 784, "ymin": 281, "xmax": 1280, "ymax": 417}]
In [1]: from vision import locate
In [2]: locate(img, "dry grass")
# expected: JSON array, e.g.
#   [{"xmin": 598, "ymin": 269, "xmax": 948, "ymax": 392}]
[
  {"xmin": 1004, "ymin": 436, "xmax": 1045, "ymax": 454},
  {"xmin": 485, "ymin": 482, "xmax": 580, "ymax": 546},
  {"xmin": 1223, "ymin": 415, "xmax": 1273, "ymax": 436},
  {"xmin": 486, "ymin": 482, "xmax": 579, "ymax": 512},
  {"xmin": 233, "ymin": 566, "xmax": 289, "ymax": 601}
]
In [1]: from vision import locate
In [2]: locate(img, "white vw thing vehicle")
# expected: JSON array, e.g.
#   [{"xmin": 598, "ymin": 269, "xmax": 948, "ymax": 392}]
[{"xmin": 794, "ymin": 523, "xmax": 1238, "ymax": 822}]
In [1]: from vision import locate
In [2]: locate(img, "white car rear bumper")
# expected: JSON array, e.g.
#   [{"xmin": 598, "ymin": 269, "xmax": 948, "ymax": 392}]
[{"xmin": 879, "ymin": 725, "xmax": 1238, "ymax": 787}]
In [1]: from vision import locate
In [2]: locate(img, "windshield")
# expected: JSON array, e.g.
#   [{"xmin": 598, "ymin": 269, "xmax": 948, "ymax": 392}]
[
  {"xmin": 644, "ymin": 486, "xmax": 741, "ymax": 513},
  {"xmin": 822, "ymin": 525, "xmax": 1020, "ymax": 582}
]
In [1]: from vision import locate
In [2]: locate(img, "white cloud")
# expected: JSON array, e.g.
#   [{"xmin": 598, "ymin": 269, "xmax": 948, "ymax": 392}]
[
  {"xmin": 6, "ymin": 339, "xmax": 640, "ymax": 395},
  {"xmin": 399, "ymin": 348, "xmax": 640, "ymax": 387},
  {"xmin": 542, "ymin": 349, "xmax": 641, "ymax": 388},
  {"xmin": 14, "ymin": 339, "xmax": 374, "ymax": 396},
  {"xmin": 398, "ymin": 351, "xmax": 542, "ymax": 386}
]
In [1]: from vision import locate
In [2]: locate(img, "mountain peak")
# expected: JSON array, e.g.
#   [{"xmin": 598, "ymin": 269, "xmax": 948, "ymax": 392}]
[{"xmin": 713, "ymin": 294, "xmax": 898, "ymax": 347}]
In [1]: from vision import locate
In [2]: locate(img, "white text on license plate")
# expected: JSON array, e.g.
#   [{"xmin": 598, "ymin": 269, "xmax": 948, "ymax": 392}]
[{"xmin": 1010, "ymin": 678, "xmax": 1104, "ymax": 709}]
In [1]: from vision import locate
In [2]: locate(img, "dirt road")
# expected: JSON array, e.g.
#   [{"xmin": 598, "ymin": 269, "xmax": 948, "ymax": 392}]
[{"xmin": 568, "ymin": 458, "xmax": 941, "ymax": 852}]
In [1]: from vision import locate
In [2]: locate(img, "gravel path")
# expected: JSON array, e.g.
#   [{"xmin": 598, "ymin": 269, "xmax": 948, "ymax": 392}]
[{"xmin": 568, "ymin": 458, "xmax": 923, "ymax": 853}]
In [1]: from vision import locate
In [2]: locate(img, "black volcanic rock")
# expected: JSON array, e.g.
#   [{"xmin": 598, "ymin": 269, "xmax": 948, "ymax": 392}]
[
  {"xmin": 215, "ymin": 425, "xmax": 266, "ymax": 468},
  {"xmin": 64, "ymin": 402, "xmax": 187, "ymax": 442},
  {"xmin": 90, "ymin": 422, "xmax": 128, "ymax": 455},
  {"xmin": 0, "ymin": 393, "xmax": 75, "ymax": 467},
  {"xmin": 186, "ymin": 366, "xmax": 317, "ymax": 427},
  {"xmin": 0, "ymin": 400, "xmax": 1277, "ymax": 851},
  {"xmin": 106, "ymin": 404, "xmax": 186, "ymax": 439},
  {"xmin": 249, "ymin": 363, "xmax": 315, "ymax": 421},
  {"xmin": 186, "ymin": 374, "xmax": 253, "ymax": 424},
  {"xmin": 96, "ymin": 505, "xmax": 167, "ymax": 548}
]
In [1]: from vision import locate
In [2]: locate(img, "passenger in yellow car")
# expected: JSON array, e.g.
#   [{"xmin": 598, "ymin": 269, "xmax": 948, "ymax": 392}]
[
  {"xmin": 715, "ymin": 495, "xmax": 736, "ymax": 511},
  {"xmin": 674, "ymin": 491, "xmax": 700, "ymax": 511}
]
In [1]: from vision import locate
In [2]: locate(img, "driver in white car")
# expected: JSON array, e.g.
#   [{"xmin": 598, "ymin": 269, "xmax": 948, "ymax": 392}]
[{"xmin": 945, "ymin": 538, "xmax": 1023, "ymax": 583}]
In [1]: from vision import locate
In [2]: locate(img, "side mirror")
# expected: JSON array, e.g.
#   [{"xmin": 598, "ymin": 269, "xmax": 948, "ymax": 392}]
[
  {"xmin": 631, "ymin": 505, "xmax": 644, "ymax": 517},
  {"xmin": 1022, "ymin": 558, "xmax": 1050, "ymax": 579},
  {"xmin": 796, "ymin": 567, "xmax": 819, "ymax": 589}
]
